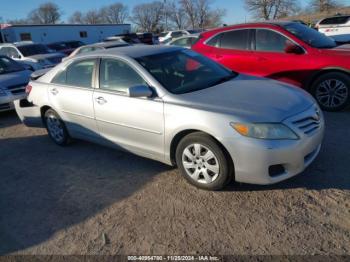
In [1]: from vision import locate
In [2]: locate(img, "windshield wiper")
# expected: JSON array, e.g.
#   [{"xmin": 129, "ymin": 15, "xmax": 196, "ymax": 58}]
[{"xmin": 209, "ymin": 72, "xmax": 238, "ymax": 87}]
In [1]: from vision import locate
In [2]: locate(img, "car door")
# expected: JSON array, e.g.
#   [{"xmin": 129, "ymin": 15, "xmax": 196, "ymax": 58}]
[
  {"xmin": 93, "ymin": 58, "xmax": 164, "ymax": 161},
  {"xmin": 204, "ymin": 29, "xmax": 256, "ymax": 74},
  {"xmin": 49, "ymin": 58, "xmax": 100, "ymax": 140},
  {"xmin": 250, "ymin": 28, "xmax": 310, "ymax": 87}
]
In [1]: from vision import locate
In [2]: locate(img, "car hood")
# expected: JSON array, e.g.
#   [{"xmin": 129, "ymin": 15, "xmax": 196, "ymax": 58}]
[
  {"xmin": 28, "ymin": 53, "xmax": 65, "ymax": 60},
  {"xmin": 165, "ymin": 74, "xmax": 315, "ymax": 122},
  {"xmin": 0, "ymin": 70, "xmax": 31, "ymax": 87}
]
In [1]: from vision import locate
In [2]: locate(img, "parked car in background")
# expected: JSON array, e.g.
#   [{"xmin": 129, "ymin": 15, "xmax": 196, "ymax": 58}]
[
  {"xmin": 104, "ymin": 33, "xmax": 142, "ymax": 44},
  {"xmin": 62, "ymin": 40, "xmax": 130, "ymax": 61},
  {"xmin": 47, "ymin": 41, "xmax": 85, "ymax": 55},
  {"xmin": 15, "ymin": 46, "xmax": 324, "ymax": 190},
  {"xmin": 0, "ymin": 42, "xmax": 66, "ymax": 70},
  {"xmin": 316, "ymin": 15, "xmax": 350, "ymax": 44},
  {"xmin": 166, "ymin": 35, "xmax": 200, "ymax": 49},
  {"xmin": 0, "ymin": 56, "xmax": 31, "ymax": 112},
  {"xmin": 192, "ymin": 21, "xmax": 350, "ymax": 111},
  {"xmin": 137, "ymin": 33, "xmax": 158, "ymax": 45},
  {"xmin": 158, "ymin": 30, "xmax": 191, "ymax": 44}
]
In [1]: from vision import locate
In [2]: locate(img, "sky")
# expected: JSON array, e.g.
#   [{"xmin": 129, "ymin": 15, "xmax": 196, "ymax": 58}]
[{"xmin": 1, "ymin": 0, "xmax": 350, "ymax": 25}]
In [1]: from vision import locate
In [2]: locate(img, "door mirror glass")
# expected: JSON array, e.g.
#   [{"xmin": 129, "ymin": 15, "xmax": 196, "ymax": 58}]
[
  {"xmin": 127, "ymin": 85, "xmax": 153, "ymax": 98},
  {"xmin": 284, "ymin": 42, "xmax": 304, "ymax": 54}
]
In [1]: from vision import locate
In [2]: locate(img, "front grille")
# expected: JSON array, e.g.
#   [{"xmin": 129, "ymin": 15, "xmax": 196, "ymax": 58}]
[
  {"xmin": 6, "ymin": 83, "xmax": 26, "ymax": 95},
  {"xmin": 292, "ymin": 109, "xmax": 321, "ymax": 135}
]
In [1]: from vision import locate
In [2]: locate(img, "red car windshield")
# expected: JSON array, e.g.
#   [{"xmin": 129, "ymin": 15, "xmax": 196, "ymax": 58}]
[{"xmin": 283, "ymin": 23, "xmax": 337, "ymax": 49}]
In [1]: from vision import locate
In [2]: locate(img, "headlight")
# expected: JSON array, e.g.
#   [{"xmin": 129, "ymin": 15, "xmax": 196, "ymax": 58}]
[{"xmin": 231, "ymin": 123, "xmax": 299, "ymax": 140}]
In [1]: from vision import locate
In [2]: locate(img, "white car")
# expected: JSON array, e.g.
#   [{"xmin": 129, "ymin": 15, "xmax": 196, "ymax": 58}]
[
  {"xmin": 316, "ymin": 15, "xmax": 350, "ymax": 43},
  {"xmin": 158, "ymin": 30, "xmax": 190, "ymax": 44},
  {"xmin": 0, "ymin": 56, "xmax": 31, "ymax": 112},
  {"xmin": 166, "ymin": 35, "xmax": 200, "ymax": 49},
  {"xmin": 0, "ymin": 42, "xmax": 66, "ymax": 70}
]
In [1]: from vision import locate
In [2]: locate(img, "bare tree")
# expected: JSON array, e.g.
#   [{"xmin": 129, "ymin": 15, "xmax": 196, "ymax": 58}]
[
  {"xmin": 181, "ymin": 0, "xmax": 198, "ymax": 29},
  {"xmin": 84, "ymin": 10, "xmax": 102, "ymax": 24},
  {"xmin": 100, "ymin": 3, "xmax": 128, "ymax": 24},
  {"xmin": 6, "ymin": 18, "xmax": 30, "ymax": 25},
  {"xmin": 69, "ymin": 11, "xmax": 84, "ymax": 24},
  {"xmin": 28, "ymin": 2, "xmax": 61, "ymax": 24},
  {"xmin": 132, "ymin": 1, "xmax": 164, "ymax": 32},
  {"xmin": 245, "ymin": 0, "xmax": 300, "ymax": 20},
  {"xmin": 167, "ymin": 0, "xmax": 187, "ymax": 29},
  {"xmin": 309, "ymin": 0, "xmax": 341, "ymax": 12}
]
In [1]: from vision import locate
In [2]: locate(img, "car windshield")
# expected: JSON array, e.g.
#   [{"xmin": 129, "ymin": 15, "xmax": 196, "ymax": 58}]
[
  {"xmin": 136, "ymin": 49, "xmax": 237, "ymax": 94},
  {"xmin": 159, "ymin": 32, "xmax": 168, "ymax": 37},
  {"xmin": 0, "ymin": 57, "xmax": 24, "ymax": 74},
  {"xmin": 17, "ymin": 44, "xmax": 52, "ymax": 56},
  {"xmin": 283, "ymin": 23, "xmax": 337, "ymax": 49}
]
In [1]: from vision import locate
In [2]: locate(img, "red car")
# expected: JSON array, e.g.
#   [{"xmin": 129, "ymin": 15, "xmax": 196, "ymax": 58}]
[{"xmin": 192, "ymin": 21, "xmax": 350, "ymax": 111}]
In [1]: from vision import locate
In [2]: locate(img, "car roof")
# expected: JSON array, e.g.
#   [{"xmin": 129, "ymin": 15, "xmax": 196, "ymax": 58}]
[
  {"xmin": 86, "ymin": 45, "xmax": 182, "ymax": 58},
  {"xmin": 85, "ymin": 41, "xmax": 128, "ymax": 48}
]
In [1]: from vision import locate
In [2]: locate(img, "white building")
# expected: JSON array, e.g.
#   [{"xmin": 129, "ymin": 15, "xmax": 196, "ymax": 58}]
[{"xmin": 0, "ymin": 24, "xmax": 131, "ymax": 44}]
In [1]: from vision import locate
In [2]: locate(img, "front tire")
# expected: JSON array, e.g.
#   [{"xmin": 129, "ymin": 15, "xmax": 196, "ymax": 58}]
[
  {"xmin": 44, "ymin": 109, "xmax": 70, "ymax": 146},
  {"xmin": 175, "ymin": 132, "xmax": 232, "ymax": 190},
  {"xmin": 311, "ymin": 72, "xmax": 350, "ymax": 111}
]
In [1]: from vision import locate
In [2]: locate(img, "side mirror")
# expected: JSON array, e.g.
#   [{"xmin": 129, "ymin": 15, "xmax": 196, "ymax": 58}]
[
  {"xmin": 284, "ymin": 43, "xmax": 304, "ymax": 54},
  {"xmin": 127, "ymin": 85, "xmax": 153, "ymax": 98}
]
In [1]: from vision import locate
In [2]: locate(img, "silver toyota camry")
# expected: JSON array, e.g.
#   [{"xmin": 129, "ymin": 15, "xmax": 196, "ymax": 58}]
[{"xmin": 15, "ymin": 46, "xmax": 325, "ymax": 190}]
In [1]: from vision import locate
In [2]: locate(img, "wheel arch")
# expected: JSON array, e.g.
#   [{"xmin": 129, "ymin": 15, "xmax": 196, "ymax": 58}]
[
  {"xmin": 303, "ymin": 67, "xmax": 350, "ymax": 90},
  {"xmin": 40, "ymin": 105, "xmax": 52, "ymax": 125},
  {"xmin": 169, "ymin": 129, "xmax": 235, "ymax": 178}
]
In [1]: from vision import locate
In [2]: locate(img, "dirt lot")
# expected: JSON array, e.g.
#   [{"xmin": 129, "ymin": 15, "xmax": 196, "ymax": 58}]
[{"xmin": 0, "ymin": 109, "xmax": 349, "ymax": 256}]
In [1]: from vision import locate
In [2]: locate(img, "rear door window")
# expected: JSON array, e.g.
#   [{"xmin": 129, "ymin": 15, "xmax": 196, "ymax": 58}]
[
  {"xmin": 220, "ymin": 29, "xmax": 250, "ymax": 50},
  {"xmin": 51, "ymin": 59, "xmax": 96, "ymax": 88}
]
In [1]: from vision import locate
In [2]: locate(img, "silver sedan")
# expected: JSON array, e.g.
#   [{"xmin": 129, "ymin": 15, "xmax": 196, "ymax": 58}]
[{"xmin": 15, "ymin": 46, "xmax": 324, "ymax": 190}]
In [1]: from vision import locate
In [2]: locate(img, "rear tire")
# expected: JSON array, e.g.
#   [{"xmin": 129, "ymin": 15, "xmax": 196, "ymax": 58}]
[
  {"xmin": 175, "ymin": 132, "xmax": 232, "ymax": 191},
  {"xmin": 311, "ymin": 72, "xmax": 350, "ymax": 111},
  {"xmin": 44, "ymin": 109, "xmax": 71, "ymax": 146}
]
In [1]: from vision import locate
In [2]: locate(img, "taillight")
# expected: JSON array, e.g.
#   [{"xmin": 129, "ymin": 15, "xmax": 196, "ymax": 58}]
[{"xmin": 25, "ymin": 84, "xmax": 32, "ymax": 94}]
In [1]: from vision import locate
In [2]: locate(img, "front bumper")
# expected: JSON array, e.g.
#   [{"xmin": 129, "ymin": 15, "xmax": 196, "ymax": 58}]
[{"xmin": 222, "ymin": 106, "xmax": 325, "ymax": 185}]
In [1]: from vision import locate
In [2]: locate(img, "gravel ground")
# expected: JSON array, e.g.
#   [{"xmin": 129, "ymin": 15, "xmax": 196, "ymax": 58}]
[{"xmin": 0, "ymin": 110, "xmax": 349, "ymax": 255}]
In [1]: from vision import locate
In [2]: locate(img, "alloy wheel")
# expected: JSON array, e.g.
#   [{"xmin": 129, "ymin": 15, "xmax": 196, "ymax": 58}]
[
  {"xmin": 316, "ymin": 79, "xmax": 348, "ymax": 109},
  {"xmin": 46, "ymin": 114, "xmax": 65, "ymax": 143},
  {"xmin": 182, "ymin": 143, "xmax": 220, "ymax": 184}
]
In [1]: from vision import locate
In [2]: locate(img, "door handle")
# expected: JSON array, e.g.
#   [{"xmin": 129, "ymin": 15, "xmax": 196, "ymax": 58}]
[
  {"xmin": 50, "ymin": 88, "xmax": 58, "ymax": 95},
  {"xmin": 95, "ymin": 96, "xmax": 107, "ymax": 105}
]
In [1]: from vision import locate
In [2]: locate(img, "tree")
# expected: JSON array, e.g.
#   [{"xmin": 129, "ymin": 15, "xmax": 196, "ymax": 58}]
[
  {"xmin": 244, "ymin": 0, "xmax": 300, "ymax": 20},
  {"xmin": 181, "ymin": 0, "xmax": 198, "ymax": 29},
  {"xmin": 69, "ymin": 11, "xmax": 84, "ymax": 24},
  {"xmin": 84, "ymin": 10, "xmax": 102, "ymax": 24},
  {"xmin": 167, "ymin": 0, "xmax": 187, "ymax": 29},
  {"xmin": 28, "ymin": 2, "xmax": 61, "ymax": 24},
  {"xmin": 100, "ymin": 3, "xmax": 128, "ymax": 24},
  {"xmin": 132, "ymin": 1, "xmax": 164, "ymax": 32},
  {"xmin": 309, "ymin": 0, "xmax": 341, "ymax": 12}
]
